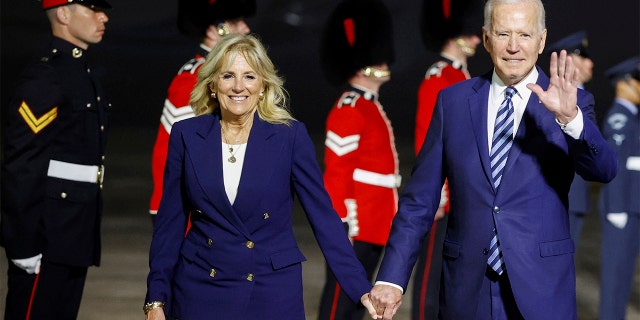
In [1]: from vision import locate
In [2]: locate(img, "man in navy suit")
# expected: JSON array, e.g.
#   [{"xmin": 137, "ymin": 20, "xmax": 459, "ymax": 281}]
[{"xmin": 369, "ymin": 0, "xmax": 617, "ymax": 319}]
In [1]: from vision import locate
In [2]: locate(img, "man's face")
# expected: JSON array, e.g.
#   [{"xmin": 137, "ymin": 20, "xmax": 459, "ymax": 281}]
[
  {"xmin": 225, "ymin": 18, "xmax": 251, "ymax": 35},
  {"xmin": 66, "ymin": 4, "xmax": 109, "ymax": 48},
  {"xmin": 483, "ymin": 1, "xmax": 546, "ymax": 85},
  {"xmin": 572, "ymin": 54, "xmax": 594, "ymax": 84}
]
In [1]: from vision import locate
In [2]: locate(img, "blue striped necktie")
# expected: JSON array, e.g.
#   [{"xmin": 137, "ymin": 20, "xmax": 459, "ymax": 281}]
[{"xmin": 487, "ymin": 86, "xmax": 516, "ymax": 275}]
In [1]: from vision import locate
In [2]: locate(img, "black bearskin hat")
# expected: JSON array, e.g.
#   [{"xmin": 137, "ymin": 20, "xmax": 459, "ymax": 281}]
[
  {"xmin": 421, "ymin": 0, "xmax": 483, "ymax": 52},
  {"xmin": 177, "ymin": 0, "xmax": 256, "ymax": 38},
  {"xmin": 320, "ymin": 0, "xmax": 395, "ymax": 86}
]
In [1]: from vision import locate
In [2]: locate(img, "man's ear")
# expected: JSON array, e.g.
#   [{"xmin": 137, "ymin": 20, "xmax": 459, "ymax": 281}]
[{"xmin": 55, "ymin": 6, "xmax": 71, "ymax": 25}]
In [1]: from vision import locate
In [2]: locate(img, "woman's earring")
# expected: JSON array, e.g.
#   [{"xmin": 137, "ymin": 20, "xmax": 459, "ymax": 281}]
[
  {"xmin": 211, "ymin": 92, "xmax": 217, "ymax": 99},
  {"xmin": 259, "ymin": 91, "xmax": 264, "ymax": 100}
]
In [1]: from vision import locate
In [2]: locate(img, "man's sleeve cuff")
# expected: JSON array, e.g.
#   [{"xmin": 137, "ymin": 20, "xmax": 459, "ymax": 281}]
[
  {"xmin": 555, "ymin": 106, "xmax": 583, "ymax": 139},
  {"xmin": 374, "ymin": 281, "xmax": 404, "ymax": 294}
]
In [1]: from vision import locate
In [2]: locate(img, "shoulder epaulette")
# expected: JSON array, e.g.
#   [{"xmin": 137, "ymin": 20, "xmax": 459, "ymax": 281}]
[
  {"xmin": 178, "ymin": 57, "xmax": 206, "ymax": 75},
  {"xmin": 425, "ymin": 61, "xmax": 449, "ymax": 79},
  {"xmin": 337, "ymin": 91, "xmax": 360, "ymax": 108}
]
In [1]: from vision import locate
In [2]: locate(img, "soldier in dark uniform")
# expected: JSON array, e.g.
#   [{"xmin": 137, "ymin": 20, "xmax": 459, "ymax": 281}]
[
  {"xmin": 598, "ymin": 56, "xmax": 640, "ymax": 320},
  {"xmin": 0, "ymin": 0, "xmax": 111, "ymax": 318},
  {"xmin": 545, "ymin": 31, "xmax": 595, "ymax": 246}
]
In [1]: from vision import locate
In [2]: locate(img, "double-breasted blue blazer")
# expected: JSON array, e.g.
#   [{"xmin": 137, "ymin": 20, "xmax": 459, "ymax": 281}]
[
  {"xmin": 146, "ymin": 113, "xmax": 371, "ymax": 319},
  {"xmin": 376, "ymin": 67, "xmax": 617, "ymax": 319}
]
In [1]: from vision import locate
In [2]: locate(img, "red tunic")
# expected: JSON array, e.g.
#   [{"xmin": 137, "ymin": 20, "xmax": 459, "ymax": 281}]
[
  {"xmin": 149, "ymin": 48, "xmax": 207, "ymax": 213},
  {"xmin": 323, "ymin": 86, "xmax": 400, "ymax": 246}
]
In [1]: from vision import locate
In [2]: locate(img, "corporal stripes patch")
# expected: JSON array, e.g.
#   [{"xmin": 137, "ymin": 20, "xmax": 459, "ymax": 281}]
[
  {"xmin": 325, "ymin": 130, "xmax": 360, "ymax": 156},
  {"xmin": 18, "ymin": 101, "xmax": 57, "ymax": 134},
  {"xmin": 160, "ymin": 99, "xmax": 196, "ymax": 133}
]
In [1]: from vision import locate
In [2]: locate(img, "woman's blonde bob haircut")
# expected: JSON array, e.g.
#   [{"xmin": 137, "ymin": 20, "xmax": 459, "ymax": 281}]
[{"xmin": 190, "ymin": 33, "xmax": 294, "ymax": 125}]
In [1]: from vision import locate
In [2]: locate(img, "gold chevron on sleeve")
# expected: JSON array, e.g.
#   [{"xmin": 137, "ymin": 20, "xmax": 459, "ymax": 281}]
[{"xmin": 18, "ymin": 101, "xmax": 58, "ymax": 134}]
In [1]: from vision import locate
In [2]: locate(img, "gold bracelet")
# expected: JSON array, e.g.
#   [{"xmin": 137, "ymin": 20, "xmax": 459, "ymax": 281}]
[{"xmin": 143, "ymin": 301, "xmax": 165, "ymax": 315}]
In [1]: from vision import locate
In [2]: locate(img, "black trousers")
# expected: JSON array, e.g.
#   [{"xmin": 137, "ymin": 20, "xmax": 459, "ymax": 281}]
[
  {"xmin": 318, "ymin": 240, "xmax": 382, "ymax": 320},
  {"xmin": 4, "ymin": 260, "xmax": 88, "ymax": 320}
]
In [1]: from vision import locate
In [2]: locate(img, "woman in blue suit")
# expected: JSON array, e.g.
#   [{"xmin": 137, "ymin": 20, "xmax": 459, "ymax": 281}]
[{"xmin": 143, "ymin": 34, "xmax": 378, "ymax": 320}]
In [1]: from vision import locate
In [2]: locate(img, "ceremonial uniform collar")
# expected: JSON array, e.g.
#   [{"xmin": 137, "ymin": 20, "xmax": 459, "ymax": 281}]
[
  {"xmin": 440, "ymin": 53, "xmax": 466, "ymax": 70},
  {"xmin": 48, "ymin": 37, "xmax": 87, "ymax": 60},
  {"xmin": 349, "ymin": 84, "xmax": 378, "ymax": 102}
]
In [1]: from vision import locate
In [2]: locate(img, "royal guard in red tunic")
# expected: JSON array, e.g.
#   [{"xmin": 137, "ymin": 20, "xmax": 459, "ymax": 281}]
[
  {"xmin": 317, "ymin": 0, "xmax": 399, "ymax": 319},
  {"xmin": 411, "ymin": 0, "xmax": 483, "ymax": 319},
  {"xmin": 149, "ymin": 0, "xmax": 255, "ymax": 220}
]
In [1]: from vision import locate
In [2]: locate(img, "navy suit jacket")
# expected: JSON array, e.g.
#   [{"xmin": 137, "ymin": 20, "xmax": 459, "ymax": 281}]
[
  {"xmin": 376, "ymin": 67, "xmax": 617, "ymax": 319},
  {"xmin": 146, "ymin": 113, "xmax": 371, "ymax": 319}
]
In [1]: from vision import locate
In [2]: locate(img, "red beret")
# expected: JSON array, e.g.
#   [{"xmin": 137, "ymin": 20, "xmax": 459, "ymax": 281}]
[{"xmin": 42, "ymin": 0, "xmax": 111, "ymax": 10}]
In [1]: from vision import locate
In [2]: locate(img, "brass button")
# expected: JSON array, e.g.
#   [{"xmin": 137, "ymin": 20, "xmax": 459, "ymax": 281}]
[
  {"xmin": 60, "ymin": 192, "xmax": 67, "ymax": 199},
  {"xmin": 100, "ymin": 125, "xmax": 105, "ymax": 131},
  {"xmin": 207, "ymin": 239, "xmax": 213, "ymax": 246},
  {"xmin": 245, "ymin": 241, "xmax": 254, "ymax": 249},
  {"xmin": 86, "ymin": 103, "xmax": 92, "ymax": 108},
  {"xmin": 209, "ymin": 269, "xmax": 216, "ymax": 278},
  {"xmin": 263, "ymin": 213, "xmax": 270, "ymax": 219},
  {"xmin": 246, "ymin": 273, "xmax": 254, "ymax": 281},
  {"xmin": 97, "ymin": 96, "xmax": 101, "ymax": 102}
]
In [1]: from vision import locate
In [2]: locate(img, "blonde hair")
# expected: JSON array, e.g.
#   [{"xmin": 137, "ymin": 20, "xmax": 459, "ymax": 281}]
[{"xmin": 190, "ymin": 33, "xmax": 294, "ymax": 125}]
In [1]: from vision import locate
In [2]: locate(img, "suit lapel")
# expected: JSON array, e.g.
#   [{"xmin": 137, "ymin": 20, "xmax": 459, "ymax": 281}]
[
  {"xmin": 501, "ymin": 69, "xmax": 550, "ymax": 181},
  {"xmin": 232, "ymin": 114, "xmax": 280, "ymax": 223},
  {"xmin": 469, "ymin": 74, "xmax": 495, "ymax": 191},
  {"xmin": 186, "ymin": 114, "xmax": 250, "ymax": 237}
]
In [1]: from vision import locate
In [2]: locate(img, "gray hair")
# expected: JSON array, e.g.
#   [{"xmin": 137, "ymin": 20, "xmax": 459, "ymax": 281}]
[{"xmin": 483, "ymin": 0, "xmax": 546, "ymax": 33}]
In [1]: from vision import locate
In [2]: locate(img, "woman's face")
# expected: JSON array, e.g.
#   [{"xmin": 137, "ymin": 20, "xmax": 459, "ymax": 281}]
[{"xmin": 214, "ymin": 54, "xmax": 263, "ymax": 119}]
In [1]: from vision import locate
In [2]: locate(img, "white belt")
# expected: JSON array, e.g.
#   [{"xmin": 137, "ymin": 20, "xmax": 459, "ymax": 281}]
[
  {"xmin": 47, "ymin": 160, "xmax": 104, "ymax": 185},
  {"xmin": 627, "ymin": 156, "xmax": 640, "ymax": 171},
  {"xmin": 353, "ymin": 168, "xmax": 401, "ymax": 188}
]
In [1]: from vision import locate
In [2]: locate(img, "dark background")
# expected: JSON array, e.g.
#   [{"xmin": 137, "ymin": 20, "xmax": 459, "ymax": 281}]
[{"xmin": 2, "ymin": 0, "xmax": 639, "ymax": 141}]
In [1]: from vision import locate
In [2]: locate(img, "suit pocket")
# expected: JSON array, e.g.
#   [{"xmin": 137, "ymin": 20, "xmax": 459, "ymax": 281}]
[
  {"xmin": 442, "ymin": 240, "xmax": 460, "ymax": 259},
  {"xmin": 270, "ymin": 247, "xmax": 307, "ymax": 270},
  {"xmin": 539, "ymin": 238, "xmax": 575, "ymax": 257}
]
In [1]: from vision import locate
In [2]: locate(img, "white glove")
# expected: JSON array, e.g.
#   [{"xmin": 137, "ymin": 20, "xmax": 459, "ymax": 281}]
[
  {"xmin": 12, "ymin": 253, "xmax": 43, "ymax": 274},
  {"xmin": 439, "ymin": 185, "xmax": 448, "ymax": 208},
  {"xmin": 606, "ymin": 212, "xmax": 628, "ymax": 229}
]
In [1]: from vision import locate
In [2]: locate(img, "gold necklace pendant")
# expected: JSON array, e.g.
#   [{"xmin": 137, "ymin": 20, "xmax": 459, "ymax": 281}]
[{"xmin": 228, "ymin": 155, "xmax": 236, "ymax": 163}]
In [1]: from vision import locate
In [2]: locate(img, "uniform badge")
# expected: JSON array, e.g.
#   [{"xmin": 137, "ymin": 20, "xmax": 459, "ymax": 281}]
[
  {"xmin": 18, "ymin": 101, "xmax": 58, "ymax": 134},
  {"xmin": 607, "ymin": 113, "xmax": 627, "ymax": 130}
]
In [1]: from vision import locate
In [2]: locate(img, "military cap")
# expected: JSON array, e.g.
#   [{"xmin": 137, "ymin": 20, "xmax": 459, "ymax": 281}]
[
  {"xmin": 320, "ymin": 0, "xmax": 395, "ymax": 86},
  {"xmin": 605, "ymin": 56, "xmax": 640, "ymax": 84},
  {"xmin": 41, "ymin": 0, "xmax": 111, "ymax": 10},
  {"xmin": 545, "ymin": 31, "xmax": 590, "ymax": 58},
  {"xmin": 421, "ymin": 0, "xmax": 483, "ymax": 52},
  {"xmin": 177, "ymin": 0, "xmax": 256, "ymax": 38}
]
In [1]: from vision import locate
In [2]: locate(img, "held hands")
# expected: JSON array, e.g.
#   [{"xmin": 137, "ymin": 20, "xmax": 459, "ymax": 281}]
[
  {"xmin": 527, "ymin": 50, "xmax": 579, "ymax": 124},
  {"xmin": 368, "ymin": 284, "xmax": 403, "ymax": 319}
]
